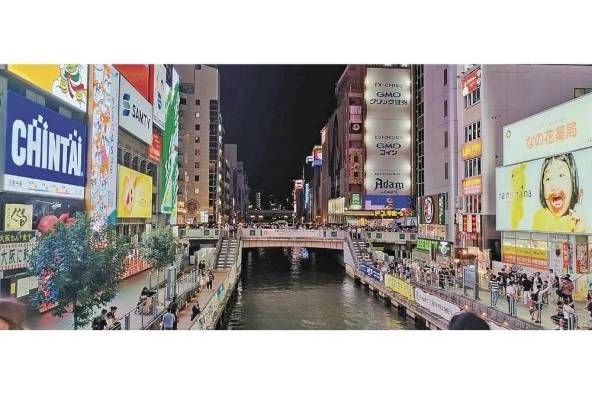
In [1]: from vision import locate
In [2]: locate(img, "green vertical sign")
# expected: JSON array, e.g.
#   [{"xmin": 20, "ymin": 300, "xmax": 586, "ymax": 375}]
[{"xmin": 160, "ymin": 68, "xmax": 180, "ymax": 225}]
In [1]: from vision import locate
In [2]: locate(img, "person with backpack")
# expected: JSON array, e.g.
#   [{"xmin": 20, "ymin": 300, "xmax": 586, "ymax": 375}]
[
  {"xmin": 560, "ymin": 274, "xmax": 574, "ymax": 304},
  {"xmin": 92, "ymin": 309, "xmax": 108, "ymax": 330}
]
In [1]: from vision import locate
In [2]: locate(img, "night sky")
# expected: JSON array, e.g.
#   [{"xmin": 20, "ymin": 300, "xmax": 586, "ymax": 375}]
[{"xmin": 219, "ymin": 65, "xmax": 345, "ymax": 203}]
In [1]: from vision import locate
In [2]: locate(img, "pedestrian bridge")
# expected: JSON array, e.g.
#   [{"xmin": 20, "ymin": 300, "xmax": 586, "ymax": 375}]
[{"xmin": 239, "ymin": 228, "xmax": 347, "ymax": 250}]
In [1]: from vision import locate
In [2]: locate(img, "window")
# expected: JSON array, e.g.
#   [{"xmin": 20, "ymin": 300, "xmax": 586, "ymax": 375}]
[
  {"xmin": 195, "ymin": 136, "xmax": 200, "ymax": 143},
  {"xmin": 195, "ymin": 112, "xmax": 200, "ymax": 118},
  {"xmin": 194, "ymin": 162, "xmax": 200, "ymax": 168},
  {"xmin": 464, "ymin": 120, "xmax": 481, "ymax": 142},
  {"xmin": 444, "ymin": 162, "xmax": 449, "ymax": 180},
  {"xmin": 180, "ymin": 97, "xmax": 186, "ymax": 105},
  {"xmin": 195, "ymin": 149, "xmax": 200, "ymax": 156},
  {"xmin": 464, "ymin": 157, "xmax": 482, "ymax": 177},
  {"xmin": 195, "ymin": 99, "xmax": 200, "ymax": 105},
  {"xmin": 464, "ymin": 87, "xmax": 481, "ymax": 109},
  {"xmin": 444, "ymin": 100, "xmax": 448, "ymax": 117},
  {"xmin": 444, "ymin": 131, "xmax": 448, "ymax": 148},
  {"xmin": 195, "ymin": 124, "xmax": 200, "ymax": 131},
  {"xmin": 464, "ymin": 195, "xmax": 482, "ymax": 214},
  {"xmin": 574, "ymin": 88, "xmax": 592, "ymax": 98},
  {"xmin": 194, "ymin": 175, "xmax": 200, "ymax": 182},
  {"xmin": 443, "ymin": 68, "xmax": 447, "ymax": 85}
]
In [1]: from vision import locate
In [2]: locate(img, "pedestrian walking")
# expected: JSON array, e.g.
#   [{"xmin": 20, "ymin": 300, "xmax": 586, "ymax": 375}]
[
  {"xmin": 490, "ymin": 275, "xmax": 500, "ymax": 307},
  {"xmin": 161, "ymin": 308, "xmax": 175, "ymax": 330},
  {"xmin": 169, "ymin": 296, "xmax": 179, "ymax": 330},
  {"xmin": 560, "ymin": 274, "xmax": 574, "ymax": 304},
  {"xmin": 191, "ymin": 301, "xmax": 201, "ymax": 321},
  {"xmin": 521, "ymin": 275, "xmax": 533, "ymax": 306},
  {"xmin": 92, "ymin": 309, "xmax": 108, "ymax": 330},
  {"xmin": 506, "ymin": 281, "xmax": 517, "ymax": 316},
  {"xmin": 207, "ymin": 270, "xmax": 215, "ymax": 290}
]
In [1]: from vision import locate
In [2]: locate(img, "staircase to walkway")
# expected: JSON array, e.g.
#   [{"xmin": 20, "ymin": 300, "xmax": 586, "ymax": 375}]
[
  {"xmin": 215, "ymin": 237, "xmax": 239, "ymax": 269},
  {"xmin": 350, "ymin": 235, "xmax": 374, "ymax": 266}
]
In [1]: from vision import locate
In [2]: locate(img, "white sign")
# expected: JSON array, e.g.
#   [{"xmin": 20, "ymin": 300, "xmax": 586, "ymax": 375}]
[
  {"xmin": 414, "ymin": 287, "xmax": 462, "ymax": 321},
  {"xmin": 365, "ymin": 170, "xmax": 411, "ymax": 196},
  {"xmin": 119, "ymin": 76, "xmax": 153, "ymax": 144},
  {"xmin": 365, "ymin": 118, "xmax": 411, "ymax": 169},
  {"xmin": 153, "ymin": 64, "xmax": 171, "ymax": 130},
  {"xmin": 17, "ymin": 277, "xmax": 30, "ymax": 298},
  {"xmin": 365, "ymin": 68, "xmax": 411, "ymax": 120},
  {"xmin": 503, "ymin": 92, "xmax": 592, "ymax": 166}
]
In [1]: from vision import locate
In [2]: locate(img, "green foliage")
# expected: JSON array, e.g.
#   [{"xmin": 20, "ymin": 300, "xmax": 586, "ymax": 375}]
[
  {"xmin": 138, "ymin": 226, "xmax": 176, "ymax": 271},
  {"xmin": 28, "ymin": 213, "xmax": 130, "ymax": 329}
]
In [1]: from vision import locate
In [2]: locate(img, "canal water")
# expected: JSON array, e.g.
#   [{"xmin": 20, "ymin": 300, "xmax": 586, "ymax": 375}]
[{"xmin": 218, "ymin": 247, "xmax": 416, "ymax": 330}]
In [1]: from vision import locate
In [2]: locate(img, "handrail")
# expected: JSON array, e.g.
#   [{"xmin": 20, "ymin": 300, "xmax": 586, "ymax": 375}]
[
  {"xmin": 360, "ymin": 230, "xmax": 378, "ymax": 266},
  {"xmin": 345, "ymin": 232, "xmax": 360, "ymax": 268}
]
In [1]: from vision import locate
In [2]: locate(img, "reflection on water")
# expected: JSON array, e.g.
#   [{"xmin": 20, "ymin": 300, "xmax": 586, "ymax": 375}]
[{"xmin": 219, "ymin": 247, "xmax": 416, "ymax": 330}]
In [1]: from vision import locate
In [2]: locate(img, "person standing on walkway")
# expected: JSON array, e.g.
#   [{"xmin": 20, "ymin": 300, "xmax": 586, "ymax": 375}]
[
  {"xmin": 506, "ymin": 281, "xmax": 517, "ymax": 316},
  {"xmin": 531, "ymin": 284, "xmax": 550, "ymax": 324},
  {"xmin": 521, "ymin": 276, "xmax": 533, "ymax": 306},
  {"xmin": 560, "ymin": 274, "xmax": 574, "ymax": 304},
  {"xmin": 191, "ymin": 301, "xmax": 201, "ymax": 321},
  {"xmin": 161, "ymin": 308, "xmax": 175, "ymax": 330},
  {"xmin": 207, "ymin": 270, "xmax": 215, "ymax": 290},
  {"xmin": 490, "ymin": 275, "xmax": 500, "ymax": 307},
  {"xmin": 169, "ymin": 297, "xmax": 179, "ymax": 330},
  {"xmin": 92, "ymin": 309, "xmax": 108, "ymax": 330}
]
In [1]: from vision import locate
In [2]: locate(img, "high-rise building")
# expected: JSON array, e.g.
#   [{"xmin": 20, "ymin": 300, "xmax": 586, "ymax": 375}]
[{"xmin": 176, "ymin": 65, "xmax": 221, "ymax": 224}]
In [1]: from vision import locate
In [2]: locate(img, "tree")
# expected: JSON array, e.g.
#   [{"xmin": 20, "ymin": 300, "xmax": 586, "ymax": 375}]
[
  {"xmin": 138, "ymin": 226, "xmax": 176, "ymax": 271},
  {"xmin": 28, "ymin": 213, "xmax": 130, "ymax": 329}
]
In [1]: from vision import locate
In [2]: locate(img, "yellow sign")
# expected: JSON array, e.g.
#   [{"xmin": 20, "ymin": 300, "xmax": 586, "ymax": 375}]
[
  {"xmin": 461, "ymin": 139, "xmax": 482, "ymax": 160},
  {"xmin": 462, "ymin": 176, "xmax": 482, "ymax": 195},
  {"xmin": 4, "ymin": 204, "xmax": 33, "ymax": 231},
  {"xmin": 117, "ymin": 165, "xmax": 153, "ymax": 219},
  {"xmin": 385, "ymin": 274, "xmax": 414, "ymax": 301},
  {"xmin": 7, "ymin": 64, "xmax": 88, "ymax": 111}
]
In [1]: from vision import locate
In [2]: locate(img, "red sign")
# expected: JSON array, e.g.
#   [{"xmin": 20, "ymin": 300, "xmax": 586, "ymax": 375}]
[
  {"xmin": 147, "ymin": 131, "xmax": 162, "ymax": 162},
  {"xmin": 462, "ymin": 67, "xmax": 481, "ymax": 96},
  {"xmin": 114, "ymin": 64, "xmax": 152, "ymax": 102},
  {"xmin": 576, "ymin": 244, "xmax": 589, "ymax": 274},
  {"xmin": 562, "ymin": 241, "xmax": 570, "ymax": 273}
]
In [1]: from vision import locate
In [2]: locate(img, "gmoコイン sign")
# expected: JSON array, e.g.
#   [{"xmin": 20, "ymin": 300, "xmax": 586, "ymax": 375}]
[{"xmin": 3, "ymin": 91, "xmax": 87, "ymax": 199}]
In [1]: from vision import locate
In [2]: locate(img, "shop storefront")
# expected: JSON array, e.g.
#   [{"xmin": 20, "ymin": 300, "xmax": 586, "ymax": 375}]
[{"xmin": 497, "ymin": 93, "xmax": 592, "ymax": 299}]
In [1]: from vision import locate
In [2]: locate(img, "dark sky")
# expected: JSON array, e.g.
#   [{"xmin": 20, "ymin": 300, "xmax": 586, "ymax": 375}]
[{"xmin": 219, "ymin": 65, "xmax": 345, "ymax": 203}]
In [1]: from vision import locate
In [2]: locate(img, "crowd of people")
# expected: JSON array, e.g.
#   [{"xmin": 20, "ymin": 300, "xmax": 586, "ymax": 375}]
[{"xmin": 91, "ymin": 306, "xmax": 121, "ymax": 330}]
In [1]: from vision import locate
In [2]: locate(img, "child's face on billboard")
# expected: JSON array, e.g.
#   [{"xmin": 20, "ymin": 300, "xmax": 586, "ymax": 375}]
[{"xmin": 543, "ymin": 159, "xmax": 572, "ymax": 217}]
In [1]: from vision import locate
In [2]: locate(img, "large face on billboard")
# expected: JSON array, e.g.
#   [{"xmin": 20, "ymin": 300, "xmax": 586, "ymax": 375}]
[
  {"xmin": 87, "ymin": 65, "xmax": 120, "ymax": 228},
  {"xmin": 3, "ymin": 91, "xmax": 87, "ymax": 199},
  {"xmin": 8, "ymin": 64, "xmax": 88, "ymax": 111},
  {"xmin": 364, "ymin": 68, "xmax": 411, "ymax": 198},
  {"xmin": 119, "ymin": 76, "xmax": 153, "ymax": 144},
  {"xmin": 117, "ymin": 165, "xmax": 153, "ymax": 219},
  {"xmin": 503, "ymin": 93, "xmax": 592, "ymax": 166},
  {"xmin": 496, "ymin": 149, "xmax": 592, "ymax": 233}
]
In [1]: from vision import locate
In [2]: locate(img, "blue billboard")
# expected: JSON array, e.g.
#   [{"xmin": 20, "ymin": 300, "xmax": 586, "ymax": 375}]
[
  {"xmin": 358, "ymin": 263, "xmax": 382, "ymax": 282},
  {"xmin": 3, "ymin": 90, "xmax": 87, "ymax": 199},
  {"xmin": 364, "ymin": 194, "xmax": 413, "ymax": 210}
]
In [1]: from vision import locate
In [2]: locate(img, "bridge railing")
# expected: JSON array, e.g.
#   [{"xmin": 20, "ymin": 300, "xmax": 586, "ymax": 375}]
[
  {"xmin": 239, "ymin": 228, "xmax": 347, "ymax": 240},
  {"xmin": 366, "ymin": 231, "xmax": 417, "ymax": 244},
  {"xmin": 183, "ymin": 228, "xmax": 221, "ymax": 239}
]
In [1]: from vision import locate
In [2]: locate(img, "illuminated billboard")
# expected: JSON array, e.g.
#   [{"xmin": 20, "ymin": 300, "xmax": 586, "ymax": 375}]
[
  {"xmin": 153, "ymin": 64, "xmax": 172, "ymax": 129},
  {"xmin": 496, "ymin": 148, "xmax": 592, "ymax": 233},
  {"xmin": 117, "ymin": 165, "xmax": 153, "ymax": 219},
  {"xmin": 312, "ymin": 145, "xmax": 323, "ymax": 167},
  {"xmin": 364, "ymin": 68, "xmax": 411, "ymax": 198},
  {"xmin": 3, "ymin": 91, "xmax": 87, "ymax": 199},
  {"xmin": 160, "ymin": 68, "xmax": 180, "ymax": 225},
  {"xmin": 119, "ymin": 76, "xmax": 153, "ymax": 144},
  {"xmin": 87, "ymin": 65, "xmax": 120, "ymax": 228},
  {"xmin": 502, "ymin": 92, "xmax": 592, "ymax": 166},
  {"xmin": 114, "ymin": 64, "xmax": 152, "ymax": 101},
  {"xmin": 8, "ymin": 64, "xmax": 88, "ymax": 111},
  {"xmin": 461, "ymin": 67, "xmax": 481, "ymax": 96}
]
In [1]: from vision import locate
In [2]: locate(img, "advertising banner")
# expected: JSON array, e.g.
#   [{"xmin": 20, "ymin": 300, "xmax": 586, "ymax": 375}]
[
  {"xmin": 461, "ymin": 139, "xmax": 482, "ymax": 160},
  {"xmin": 502, "ymin": 244, "xmax": 548, "ymax": 270},
  {"xmin": 114, "ymin": 64, "xmax": 152, "ymax": 101},
  {"xmin": 365, "ymin": 67, "xmax": 411, "ymax": 120},
  {"xmin": 153, "ymin": 64, "xmax": 171, "ymax": 129},
  {"xmin": 419, "ymin": 194, "xmax": 445, "ymax": 224},
  {"xmin": 160, "ymin": 68, "xmax": 180, "ymax": 225},
  {"xmin": 418, "ymin": 224, "xmax": 447, "ymax": 241},
  {"xmin": 4, "ymin": 204, "xmax": 33, "ymax": 231},
  {"xmin": 4, "ymin": 91, "xmax": 87, "ymax": 199},
  {"xmin": 358, "ymin": 263, "xmax": 382, "ymax": 282},
  {"xmin": 461, "ymin": 67, "xmax": 481, "ymax": 96},
  {"xmin": 349, "ymin": 193, "xmax": 361, "ymax": 210},
  {"xmin": 0, "ymin": 231, "xmax": 37, "ymax": 270},
  {"xmin": 414, "ymin": 287, "xmax": 462, "ymax": 321},
  {"xmin": 7, "ymin": 64, "xmax": 88, "ymax": 111},
  {"xmin": 385, "ymin": 274, "xmax": 414, "ymax": 301},
  {"xmin": 117, "ymin": 165, "xmax": 153, "ymax": 219},
  {"xmin": 576, "ymin": 243, "xmax": 589, "ymax": 274},
  {"xmin": 119, "ymin": 76, "xmax": 153, "ymax": 144},
  {"xmin": 462, "ymin": 176, "xmax": 482, "ymax": 195},
  {"xmin": 417, "ymin": 238, "xmax": 436, "ymax": 251},
  {"xmin": 147, "ymin": 131, "xmax": 162, "ymax": 163},
  {"xmin": 312, "ymin": 145, "xmax": 323, "ymax": 167},
  {"xmin": 495, "ymin": 148, "xmax": 592, "ymax": 233},
  {"xmin": 503, "ymin": 92, "xmax": 592, "ymax": 166},
  {"xmin": 87, "ymin": 65, "xmax": 120, "ymax": 229}
]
